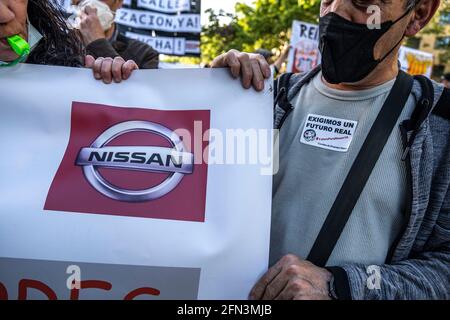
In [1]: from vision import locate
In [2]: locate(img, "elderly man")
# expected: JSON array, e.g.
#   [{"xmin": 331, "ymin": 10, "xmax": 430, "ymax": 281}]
[
  {"xmin": 73, "ymin": 0, "xmax": 159, "ymax": 69},
  {"xmin": 213, "ymin": 0, "xmax": 449, "ymax": 300}
]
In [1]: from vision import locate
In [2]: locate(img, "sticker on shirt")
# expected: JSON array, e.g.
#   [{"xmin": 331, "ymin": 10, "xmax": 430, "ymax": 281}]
[{"xmin": 300, "ymin": 114, "xmax": 358, "ymax": 152}]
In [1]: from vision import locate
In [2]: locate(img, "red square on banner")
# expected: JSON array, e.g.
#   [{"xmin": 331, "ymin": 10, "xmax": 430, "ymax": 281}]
[{"xmin": 44, "ymin": 102, "xmax": 210, "ymax": 222}]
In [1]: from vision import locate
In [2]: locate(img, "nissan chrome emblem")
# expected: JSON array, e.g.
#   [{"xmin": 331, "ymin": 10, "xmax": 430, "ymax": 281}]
[{"xmin": 76, "ymin": 121, "xmax": 194, "ymax": 202}]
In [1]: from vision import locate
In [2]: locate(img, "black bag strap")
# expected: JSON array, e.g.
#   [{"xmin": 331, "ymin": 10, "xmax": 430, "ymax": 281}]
[
  {"xmin": 307, "ymin": 71, "xmax": 414, "ymax": 267},
  {"xmin": 274, "ymin": 66, "xmax": 322, "ymax": 113},
  {"xmin": 285, "ymin": 65, "xmax": 322, "ymax": 100},
  {"xmin": 274, "ymin": 72, "xmax": 294, "ymax": 112},
  {"xmin": 433, "ymin": 87, "xmax": 450, "ymax": 120},
  {"xmin": 412, "ymin": 75, "xmax": 449, "ymax": 120},
  {"xmin": 274, "ymin": 72, "xmax": 293, "ymax": 98}
]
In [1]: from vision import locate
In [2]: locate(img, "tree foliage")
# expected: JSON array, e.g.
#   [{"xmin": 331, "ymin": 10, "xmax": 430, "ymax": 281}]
[
  {"xmin": 201, "ymin": 0, "xmax": 321, "ymax": 63},
  {"xmin": 423, "ymin": 0, "xmax": 450, "ymax": 65},
  {"xmin": 199, "ymin": 0, "xmax": 449, "ymax": 64},
  {"xmin": 423, "ymin": 0, "xmax": 450, "ymax": 35}
]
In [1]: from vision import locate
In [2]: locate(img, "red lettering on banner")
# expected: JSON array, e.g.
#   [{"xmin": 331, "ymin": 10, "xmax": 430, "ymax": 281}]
[
  {"xmin": 70, "ymin": 280, "xmax": 112, "ymax": 300},
  {"xmin": 3, "ymin": 278, "xmax": 163, "ymax": 300},
  {"xmin": 0, "ymin": 281, "xmax": 8, "ymax": 300},
  {"xmin": 18, "ymin": 279, "xmax": 57, "ymax": 300},
  {"xmin": 124, "ymin": 287, "xmax": 161, "ymax": 300}
]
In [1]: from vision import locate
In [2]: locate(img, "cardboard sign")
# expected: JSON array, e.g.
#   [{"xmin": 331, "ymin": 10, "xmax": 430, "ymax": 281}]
[
  {"xmin": 117, "ymin": 0, "xmax": 201, "ymax": 57},
  {"xmin": 399, "ymin": 46, "xmax": 434, "ymax": 78},
  {"xmin": 286, "ymin": 20, "xmax": 321, "ymax": 74},
  {"xmin": 50, "ymin": 0, "xmax": 201, "ymax": 57}
]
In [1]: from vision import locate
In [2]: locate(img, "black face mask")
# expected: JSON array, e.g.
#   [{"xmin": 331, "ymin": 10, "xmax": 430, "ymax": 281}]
[{"xmin": 319, "ymin": 10, "xmax": 411, "ymax": 84}]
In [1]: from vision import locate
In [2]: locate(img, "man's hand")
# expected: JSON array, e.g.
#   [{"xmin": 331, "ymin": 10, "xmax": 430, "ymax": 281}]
[
  {"xmin": 79, "ymin": 6, "xmax": 106, "ymax": 45},
  {"xmin": 85, "ymin": 55, "xmax": 139, "ymax": 84},
  {"xmin": 249, "ymin": 254, "xmax": 333, "ymax": 300},
  {"xmin": 211, "ymin": 49, "xmax": 271, "ymax": 92}
]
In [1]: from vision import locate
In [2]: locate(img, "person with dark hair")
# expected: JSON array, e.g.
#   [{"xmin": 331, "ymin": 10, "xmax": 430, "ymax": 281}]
[{"xmin": 0, "ymin": 0, "xmax": 138, "ymax": 83}]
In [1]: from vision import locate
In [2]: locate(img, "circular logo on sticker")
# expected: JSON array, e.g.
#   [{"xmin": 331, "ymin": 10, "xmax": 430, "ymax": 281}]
[{"xmin": 303, "ymin": 129, "xmax": 316, "ymax": 142}]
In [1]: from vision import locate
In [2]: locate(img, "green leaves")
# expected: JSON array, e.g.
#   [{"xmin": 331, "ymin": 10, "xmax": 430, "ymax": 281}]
[{"xmin": 201, "ymin": 0, "xmax": 320, "ymax": 63}]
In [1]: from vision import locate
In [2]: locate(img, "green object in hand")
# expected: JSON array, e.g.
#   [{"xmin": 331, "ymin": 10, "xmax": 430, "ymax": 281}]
[{"xmin": 7, "ymin": 35, "xmax": 30, "ymax": 56}]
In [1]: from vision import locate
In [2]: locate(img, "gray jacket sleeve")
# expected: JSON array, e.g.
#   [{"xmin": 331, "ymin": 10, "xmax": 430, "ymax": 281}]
[{"xmin": 342, "ymin": 186, "xmax": 450, "ymax": 300}]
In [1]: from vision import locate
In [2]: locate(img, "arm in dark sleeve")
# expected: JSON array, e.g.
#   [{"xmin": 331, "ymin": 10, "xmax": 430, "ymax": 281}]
[
  {"xmin": 138, "ymin": 46, "xmax": 159, "ymax": 69},
  {"xmin": 85, "ymin": 38, "xmax": 121, "ymax": 59}
]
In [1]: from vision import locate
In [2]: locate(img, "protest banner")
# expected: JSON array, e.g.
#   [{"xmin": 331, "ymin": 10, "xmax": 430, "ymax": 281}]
[
  {"xmin": 117, "ymin": 0, "xmax": 201, "ymax": 57},
  {"xmin": 0, "ymin": 64, "xmax": 273, "ymax": 300},
  {"xmin": 286, "ymin": 20, "xmax": 321, "ymax": 74},
  {"xmin": 398, "ymin": 46, "xmax": 434, "ymax": 78},
  {"xmin": 49, "ymin": 0, "xmax": 201, "ymax": 57}
]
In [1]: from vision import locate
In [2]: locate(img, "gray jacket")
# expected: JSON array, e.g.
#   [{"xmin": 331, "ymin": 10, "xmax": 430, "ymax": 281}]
[{"xmin": 275, "ymin": 69, "xmax": 450, "ymax": 300}]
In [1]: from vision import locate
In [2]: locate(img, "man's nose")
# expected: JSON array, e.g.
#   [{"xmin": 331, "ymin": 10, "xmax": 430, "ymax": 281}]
[
  {"xmin": 0, "ymin": 2, "xmax": 15, "ymax": 25},
  {"xmin": 323, "ymin": 0, "xmax": 360, "ymax": 23}
]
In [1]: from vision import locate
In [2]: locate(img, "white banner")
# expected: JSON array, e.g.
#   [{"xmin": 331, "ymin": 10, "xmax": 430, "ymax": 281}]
[
  {"xmin": 137, "ymin": 0, "xmax": 192, "ymax": 13},
  {"xmin": 125, "ymin": 31, "xmax": 200, "ymax": 56},
  {"xmin": 125, "ymin": 31, "xmax": 186, "ymax": 55},
  {"xmin": 116, "ymin": 7, "xmax": 201, "ymax": 33},
  {"xmin": 286, "ymin": 20, "xmax": 321, "ymax": 74},
  {"xmin": 0, "ymin": 64, "xmax": 273, "ymax": 300}
]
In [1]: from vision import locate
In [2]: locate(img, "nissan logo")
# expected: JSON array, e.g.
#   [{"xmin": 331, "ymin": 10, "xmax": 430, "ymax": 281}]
[{"xmin": 76, "ymin": 121, "xmax": 194, "ymax": 202}]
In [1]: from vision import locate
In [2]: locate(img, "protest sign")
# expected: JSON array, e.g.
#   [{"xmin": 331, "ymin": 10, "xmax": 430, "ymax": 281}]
[
  {"xmin": 398, "ymin": 46, "xmax": 434, "ymax": 78},
  {"xmin": 0, "ymin": 64, "xmax": 273, "ymax": 300},
  {"xmin": 50, "ymin": 0, "xmax": 201, "ymax": 57},
  {"xmin": 286, "ymin": 20, "xmax": 321, "ymax": 74},
  {"xmin": 117, "ymin": 0, "xmax": 201, "ymax": 57}
]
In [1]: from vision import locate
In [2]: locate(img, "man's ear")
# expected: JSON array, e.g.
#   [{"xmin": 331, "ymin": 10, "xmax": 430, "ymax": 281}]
[{"xmin": 405, "ymin": 0, "xmax": 441, "ymax": 36}]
